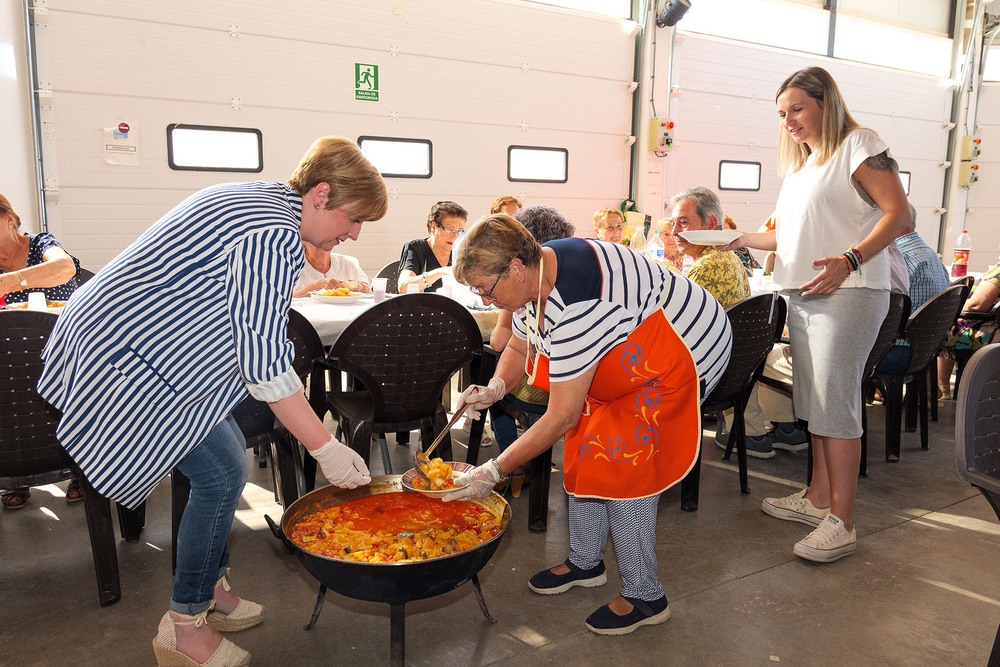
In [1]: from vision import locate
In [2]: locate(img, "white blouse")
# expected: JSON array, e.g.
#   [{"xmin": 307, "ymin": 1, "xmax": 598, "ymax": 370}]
[
  {"xmin": 294, "ymin": 252, "xmax": 369, "ymax": 291},
  {"xmin": 772, "ymin": 129, "xmax": 892, "ymax": 291}
]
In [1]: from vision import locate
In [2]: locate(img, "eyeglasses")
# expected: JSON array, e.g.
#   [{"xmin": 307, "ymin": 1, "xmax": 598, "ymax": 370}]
[
  {"xmin": 599, "ymin": 224, "xmax": 624, "ymax": 232},
  {"xmin": 469, "ymin": 268, "xmax": 506, "ymax": 302},
  {"xmin": 438, "ymin": 225, "xmax": 464, "ymax": 235}
]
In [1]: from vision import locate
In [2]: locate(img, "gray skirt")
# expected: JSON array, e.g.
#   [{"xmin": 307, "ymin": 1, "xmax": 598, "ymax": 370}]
[{"xmin": 785, "ymin": 288, "xmax": 889, "ymax": 440}]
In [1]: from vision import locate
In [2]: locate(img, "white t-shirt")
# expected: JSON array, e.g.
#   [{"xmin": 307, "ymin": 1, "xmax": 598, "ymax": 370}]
[
  {"xmin": 294, "ymin": 252, "xmax": 369, "ymax": 292},
  {"xmin": 772, "ymin": 128, "xmax": 892, "ymax": 291}
]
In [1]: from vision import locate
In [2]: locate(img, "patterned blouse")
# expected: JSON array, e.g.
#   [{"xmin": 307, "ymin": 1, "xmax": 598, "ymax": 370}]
[
  {"xmin": 686, "ymin": 245, "xmax": 751, "ymax": 309},
  {"xmin": 4, "ymin": 233, "xmax": 80, "ymax": 304}
]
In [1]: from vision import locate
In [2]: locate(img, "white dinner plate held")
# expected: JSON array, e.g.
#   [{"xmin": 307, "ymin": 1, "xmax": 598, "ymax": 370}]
[
  {"xmin": 310, "ymin": 291, "xmax": 364, "ymax": 305},
  {"xmin": 677, "ymin": 230, "xmax": 744, "ymax": 246}
]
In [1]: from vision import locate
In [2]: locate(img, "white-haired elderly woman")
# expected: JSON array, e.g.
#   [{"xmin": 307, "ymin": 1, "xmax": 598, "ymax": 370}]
[{"xmin": 444, "ymin": 214, "xmax": 732, "ymax": 636}]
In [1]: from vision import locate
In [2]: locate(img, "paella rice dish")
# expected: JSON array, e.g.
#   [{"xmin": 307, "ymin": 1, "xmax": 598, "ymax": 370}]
[{"xmin": 288, "ymin": 492, "xmax": 502, "ymax": 563}]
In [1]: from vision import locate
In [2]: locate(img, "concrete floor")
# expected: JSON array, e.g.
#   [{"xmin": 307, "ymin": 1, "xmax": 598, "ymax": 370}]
[{"xmin": 2, "ymin": 399, "xmax": 999, "ymax": 666}]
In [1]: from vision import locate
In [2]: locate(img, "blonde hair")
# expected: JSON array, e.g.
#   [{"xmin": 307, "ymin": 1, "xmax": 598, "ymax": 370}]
[
  {"xmin": 453, "ymin": 214, "xmax": 541, "ymax": 285},
  {"xmin": 776, "ymin": 67, "xmax": 864, "ymax": 176},
  {"xmin": 288, "ymin": 136, "xmax": 388, "ymax": 222},
  {"xmin": 723, "ymin": 215, "xmax": 737, "ymax": 230},
  {"xmin": 593, "ymin": 208, "xmax": 624, "ymax": 229},
  {"xmin": 0, "ymin": 194, "xmax": 21, "ymax": 229},
  {"xmin": 490, "ymin": 196, "xmax": 522, "ymax": 214}
]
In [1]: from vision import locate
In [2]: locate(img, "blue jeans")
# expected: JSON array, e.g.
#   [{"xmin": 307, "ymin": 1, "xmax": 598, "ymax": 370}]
[
  {"xmin": 170, "ymin": 415, "xmax": 248, "ymax": 616},
  {"xmin": 875, "ymin": 342, "xmax": 913, "ymax": 375},
  {"xmin": 488, "ymin": 394, "xmax": 547, "ymax": 452}
]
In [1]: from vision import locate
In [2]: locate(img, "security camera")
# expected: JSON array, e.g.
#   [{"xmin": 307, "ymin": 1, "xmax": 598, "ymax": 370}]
[{"xmin": 657, "ymin": 0, "xmax": 691, "ymax": 28}]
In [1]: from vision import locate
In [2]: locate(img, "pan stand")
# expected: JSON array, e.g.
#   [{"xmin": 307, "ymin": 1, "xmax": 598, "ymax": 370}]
[{"xmin": 304, "ymin": 575, "xmax": 497, "ymax": 666}]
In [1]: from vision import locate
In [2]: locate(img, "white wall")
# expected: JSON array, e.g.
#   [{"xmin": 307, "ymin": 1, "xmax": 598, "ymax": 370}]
[
  {"xmin": 1, "ymin": 0, "xmax": 39, "ymax": 230},
  {"xmin": 32, "ymin": 0, "xmax": 637, "ymax": 276},
  {"xmin": 651, "ymin": 33, "xmax": 953, "ymax": 255},
  {"xmin": 961, "ymin": 82, "xmax": 999, "ymax": 270}
]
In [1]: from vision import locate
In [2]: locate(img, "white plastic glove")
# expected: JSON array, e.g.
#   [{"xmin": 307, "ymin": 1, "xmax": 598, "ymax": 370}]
[
  {"xmin": 458, "ymin": 377, "xmax": 507, "ymax": 420},
  {"xmin": 441, "ymin": 459, "xmax": 503, "ymax": 502},
  {"xmin": 309, "ymin": 436, "xmax": 371, "ymax": 489}
]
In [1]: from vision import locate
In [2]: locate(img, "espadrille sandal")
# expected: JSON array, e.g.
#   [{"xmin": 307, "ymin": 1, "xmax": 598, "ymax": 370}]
[
  {"xmin": 151, "ymin": 611, "xmax": 251, "ymax": 667},
  {"xmin": 208, "ymin": 570, "xmax": 264, "ymax": 632}
]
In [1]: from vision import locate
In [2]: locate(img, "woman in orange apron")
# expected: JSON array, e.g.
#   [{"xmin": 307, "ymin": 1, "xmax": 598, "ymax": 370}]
[{"xmin": 445, "ymin": 214, "xmax": 732, "ymax": 635}]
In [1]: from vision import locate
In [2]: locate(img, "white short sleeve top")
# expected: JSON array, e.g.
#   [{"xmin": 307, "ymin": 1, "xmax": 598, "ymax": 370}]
[{"xmin": 772, "ymin": 129, "xmax": 892, "ymax": 291}]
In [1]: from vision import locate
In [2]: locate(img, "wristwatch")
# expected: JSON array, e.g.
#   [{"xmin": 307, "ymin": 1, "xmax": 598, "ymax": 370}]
[
  {"xmin": 489, "ymin": 458, "xmax": 508, "ymax": 482},
  {"xmin": 14, "ymin": 271, "xmax": 27, "ymax": 290}
]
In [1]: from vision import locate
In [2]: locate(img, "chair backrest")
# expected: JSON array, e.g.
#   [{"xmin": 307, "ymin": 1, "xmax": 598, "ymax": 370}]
[
  {"xmin": 704, "ymin": 293, "xmax": 786, "ymax": 406},
  {"xmin": 232, "ymin": 309, "xmax": 326, "ymax": 439},
  {"xmin": 327, "ymin": 293, "xmax": 483, "ymax": 423},
  {"xmin": 902, "ymin": 284, "xmax": 968, "ymax": 375},
  {"xmin": 76, "ymin": 267, "xmax": 96, "ymax": 284},
  {"xmin": 951, "ymin": 275, "xmax": 974, "ymax": 291},
  {"xmin": 955, "ymin": 344, "xmax": 1000, "ymax": 493},
  {"xmin": 375, "ymin": 261, "xmax": 402, "ymax": 294},
  {"xmin": 862, "ymin": 292, "xmax": 911, "ymax": 381},
  {"xmin": 0, "ymin": 311, "xmax": 75, "ymax": 486}
]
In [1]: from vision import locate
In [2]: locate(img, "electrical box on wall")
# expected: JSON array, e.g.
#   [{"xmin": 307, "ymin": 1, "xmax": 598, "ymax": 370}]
[
  {"xmin": 958, "ymin": 135, "xmax": 981, "ymax": 187},
  {"xmin": 648, "ymin": 117, "xmax": 674, "ymax": 152}
]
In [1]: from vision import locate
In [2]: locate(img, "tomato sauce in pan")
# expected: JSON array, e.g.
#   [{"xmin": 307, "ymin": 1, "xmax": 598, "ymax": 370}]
[{"xmin": 289, "ymin": 492, "xmax": 502, "ymax": 563}]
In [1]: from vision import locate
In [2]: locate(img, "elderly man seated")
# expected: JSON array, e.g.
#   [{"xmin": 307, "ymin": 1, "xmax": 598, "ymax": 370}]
[{"xmin": 669, "ymin": 187, "xmax": 749, "ymax": 308}]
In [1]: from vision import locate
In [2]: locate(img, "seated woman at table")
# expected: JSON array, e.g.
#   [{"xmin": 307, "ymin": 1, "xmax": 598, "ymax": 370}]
[
  {"xmin": 292, "ymin": 241, "xmax": 371, "ymax": 297},
  {"xmin": 937, "ymin": 257, "xmax": 1000, "ymax": 397},
  {"xmin": 592, "ymin": 208, "xmax": 625, "ymax": 244},
  {"xmin": 487, "ymin": 205, "xmax": 574, "ymax": 496},
  {"xmin": 446, "ymin": 214, "xmax": 732, "ymax": 635},
  {"xmin": 0, "ymin": 193, "xmax": 85, "ymax": 508},
  {"xmin": 490, "ymin": 195, "xmax": 522, "ymax": 217},
  {"xmin": 397, "ymin": 201, "xmax": 466, "ymax": 293}
]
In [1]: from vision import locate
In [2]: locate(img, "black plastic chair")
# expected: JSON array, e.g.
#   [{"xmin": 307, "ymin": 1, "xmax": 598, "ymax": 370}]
[
  {"xmin": 951, "ymin": 300, "xmax": 1000, "ymax": 397},
  {"xmin": 375, "ymin": 260, "xmax": 402, "ymax": 295},
  {"xmin": 76, "ymin": 267, "xmax": 96, "ymax": 284},
  {"xmin": 680, "ymin": 293, "xmax": 786, "ymax": 511},
  {"xmin": 928, "ymin": 276, "xmax": 977, "ymax": 422},
  {"xmin": 324, "ymin": 293, "xmax": 484, "ymax": 474},
  {"xmin": 492, "ymin": 397, "xmax": 552, "ymax": 532},
  {"xmin": 876, "ymin": 285, "xmax": 967, "ymax": 461},
  {"xmin": 955, "ymin": 343, "xmax": 1000, "ymax": 666},
  {"xmin": 0, "ymin": 310, "xmax": 122, "ymax": 606},
  {"xmin": 171, "ymin": 309, "xmax": 325, "ymax": 570}
]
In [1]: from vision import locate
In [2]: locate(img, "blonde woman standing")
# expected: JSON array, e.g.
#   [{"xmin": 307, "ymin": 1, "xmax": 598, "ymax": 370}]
[{"xmin": 726, "ymin": 67, "xmax": 909, "ymax": 562}]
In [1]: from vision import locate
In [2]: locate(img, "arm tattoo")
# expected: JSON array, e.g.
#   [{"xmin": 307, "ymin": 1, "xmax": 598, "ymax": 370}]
[{"xmin": 864, "ymin": 151, "xmax": 898, "ymax": 173}]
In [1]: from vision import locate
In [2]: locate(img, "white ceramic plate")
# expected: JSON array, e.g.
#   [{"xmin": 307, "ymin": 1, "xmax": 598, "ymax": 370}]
[
  {"xmin": 401, "ymin": 461, "xmax": 474, "ymax": 498},
  {"xmin": 677, "ymin": 230, "xmax": 744, "ymax": 246},
  {"xmin": 310, "ymin": 291, "xmax": 364, "ymax": 305}
]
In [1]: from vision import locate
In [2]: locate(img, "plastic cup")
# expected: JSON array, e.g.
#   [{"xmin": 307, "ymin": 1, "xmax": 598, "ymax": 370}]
[
  {"xmin": 751, "ymin": 268, "xmax": 765, "ymax": 291},
  {"xmin": 373, "ymin": 277, "xmax": 387, "ymax": 303},
  {"xmin": 27, "ymin": 292, "xmax": 47, "ymax": 311},
  {"xmin": 406, "ymin": 282, "xmax": 420, "ymax": 294}
]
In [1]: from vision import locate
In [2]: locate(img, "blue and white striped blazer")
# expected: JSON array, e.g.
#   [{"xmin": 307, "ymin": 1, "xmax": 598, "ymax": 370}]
[{"xmin": 38, "ymin": 182, "xmax": 305, "ymax": 508}]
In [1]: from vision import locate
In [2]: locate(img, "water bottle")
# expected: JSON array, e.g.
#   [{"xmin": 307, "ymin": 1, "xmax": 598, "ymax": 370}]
[
  {"xmin": 646, "ymin": 232, "xmax": 664, "ymax": 263},
  {"xmin": 951, "ymin": 229, "xmax": 971, "ymax": 278},
  {"xmin": 681, "ymin": 254, "xmax": 694, "ymax": 275},
  {"xmin": 629, "ymin": 228, "xmax": 646, "ymax": 253},
  {"xmin": 451, "ymin": 231, "xmax": 465, "ymax": 266}
]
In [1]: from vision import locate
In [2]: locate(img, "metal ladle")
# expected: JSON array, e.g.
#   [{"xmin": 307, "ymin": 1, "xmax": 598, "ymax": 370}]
[{"xmin": 413, "ymin": 408, "xmax": 467, "ymax": 483}]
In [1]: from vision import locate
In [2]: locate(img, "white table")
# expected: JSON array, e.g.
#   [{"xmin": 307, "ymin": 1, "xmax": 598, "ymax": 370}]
[{"xmin": 291, "ymin": 296, "xmax": 499, "ymax": 347}]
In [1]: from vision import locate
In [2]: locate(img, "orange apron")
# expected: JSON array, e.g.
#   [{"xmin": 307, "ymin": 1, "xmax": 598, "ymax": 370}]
[{"xmin": 526, "ymin": 307, "xmax": 702, "ymax": 500}]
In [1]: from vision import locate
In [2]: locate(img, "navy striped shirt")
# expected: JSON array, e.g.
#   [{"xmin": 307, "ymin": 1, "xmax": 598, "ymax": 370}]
[
  {"xmin": 38, "ymin": 182, "xmax": 305, "ymax": 508},
  {"xmin": 512, "ymin": 238, "xmax": 731, "ymax": 397}
]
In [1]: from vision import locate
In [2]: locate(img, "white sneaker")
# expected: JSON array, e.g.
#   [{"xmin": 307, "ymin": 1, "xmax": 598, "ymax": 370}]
[
  {"xmin": 761, "ymin": 489, "xmax": 829, "ymax": 526},
  {"xmin": 793, "ymin": 514, "xmax": 856, "ymax": 563}
]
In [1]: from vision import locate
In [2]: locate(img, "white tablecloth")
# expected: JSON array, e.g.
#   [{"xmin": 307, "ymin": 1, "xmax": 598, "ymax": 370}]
[{"xmin": 291, "ymin": 296, "xmax": 499, "ymax": 347}]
